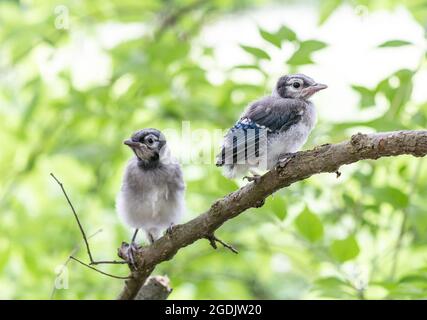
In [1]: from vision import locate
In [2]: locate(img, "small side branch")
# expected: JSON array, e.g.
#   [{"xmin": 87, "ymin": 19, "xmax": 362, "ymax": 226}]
[
  {"xmin": 50, "ymin": 173, "xmax": 94, "ymax": 263},
  {"xmin": 50, "ymin": 173, "xmax": 128, "ymax": 279},
  {"xmin": 90, "ymin": 260, "xmax": 127, "ymax": 265},
  {"xmin": 50, "ymin": 229, "xmax": 103, "ymax": 299},
  {"xmin": 206, "ymin": 234, "xmax": 238, "ymax": 254},
  {"xmin": 70, "ymin": 257, "xmax": 131, "ymax": 280}
]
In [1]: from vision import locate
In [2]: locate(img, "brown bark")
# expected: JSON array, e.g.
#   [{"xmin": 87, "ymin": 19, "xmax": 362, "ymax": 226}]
[
  {"xmin": 134, "ymin": 276, "xmax": 172, "ymax": 300},
  {"xmin": 117, "ymin": 130, "xmax": 427, "ymax": 300}
]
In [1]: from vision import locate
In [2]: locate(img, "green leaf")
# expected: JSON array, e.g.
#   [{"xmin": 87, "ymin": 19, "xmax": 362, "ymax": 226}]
[
  {"xmin": 259, "ymin": 29, "xmax": 282, "ymax": 48},
  {"xmin": 232, "ymin": 64, "xmax": 261, "ymax": 70},
  {"xmin": 259, "ymin": 25, "xmax": 297, "ymax": 49},
  {"xmin": 378, "ymin": 40, "xmax": 412, "ymax": 48},
  {"xmin": 330, "ymin": 235, "xmax": 360, "ymax": 262},
  {"xmin": 295, "ymin": 207, "xmax": 324, "ymax": 242},
  {"xmin": 318, "ymin": 0, "xmax": 342, "ymax": 25},
  {"xmin": 203, "ymin": 47, "xmax": 214, "ymax": 56},
  {"xmin": 240, "ymin": 45, "xmax": 271, "ymax": 60},
  {"xmin": 371, "ymin": 186, "xmax": 409, "ymax": 208},
  {"xmin": 267, "ymin": 196, "xmax": 287, "ymax": 220},
  {"xmin": 376, "ymin": 69, "xmax": 414, "ymax": 118},
  {"xmin": 315, "ymin": 276, "xmax": 349, "ymax": 288},
  {"xmin": 277, "ymin": 25, "xmax": 297, "ymax": 42},
  {"xmin": 342, "ymin": 194, "xmax": 355, "ymax": 206},
  {"xmin": 399, "ymin": 274, "xmax": 427, "ymax": 284},
  {"xmin": 287, "ymin": 40, "xmax": 327, "ymax": 66},
  {"xmin": 352, "ymin": 85, "xmax": 376, "ymax": 108},
  {"xmin": 313, "ymin": 276, "xmax": 354, "ymax": 298}
]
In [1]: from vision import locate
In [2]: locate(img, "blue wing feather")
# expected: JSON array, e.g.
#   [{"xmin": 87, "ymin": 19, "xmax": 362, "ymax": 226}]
[{"xmin": 216, "ymin": 97, "xmax": 307, "ymax": 166}]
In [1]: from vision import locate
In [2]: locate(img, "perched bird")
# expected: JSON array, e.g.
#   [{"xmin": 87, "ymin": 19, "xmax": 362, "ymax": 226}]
[
  {"xmin": 116, "ymin": 128, "xmax": 185, "ymax": 262},
  {"xmin": 216, "ymin": 74, "xmax": 327, "ymax": 180}
]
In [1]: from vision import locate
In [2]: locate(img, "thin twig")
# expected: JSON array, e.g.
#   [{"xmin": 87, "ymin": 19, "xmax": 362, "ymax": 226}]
[
  {"xmin": 50, "ymin": 248, "xmax": 78, "ymax": 299},
  {"xmin": 90, "ymin": 260, "xmax": 127, "ymax": 265},
  {"xmin": 50, "ymin": 173, "xmax": 128, "ymax": 266},
  {"xmin": 50, "ymin": 229, "xmax": 103, "ymax": 299},
  {"xmin": 206, "ymin": 234, "xmax": 238, "ymax": 254},
  {"xmin": 50, "ymin": 173, "xmax": 94, "ymax": 263},
  {"xmin": 70, "ymin": 257, "xmax": 132, "ymax": 280},
  {"xmin": 155, "ymin": 0, "xmax": 208, "ymax": 37}
]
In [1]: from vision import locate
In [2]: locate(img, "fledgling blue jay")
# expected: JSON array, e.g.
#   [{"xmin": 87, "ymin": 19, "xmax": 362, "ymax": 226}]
[
  {"xmin": 116, "ymin": 128, "xmax": 185, "ymax": 263},
  {"xmin": 216, "ymin": 74, "xmax": 327, "ymax": 180}
]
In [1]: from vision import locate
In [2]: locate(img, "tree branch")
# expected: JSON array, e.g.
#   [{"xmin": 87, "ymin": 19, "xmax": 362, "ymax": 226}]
[
  {"xmin": 116, "ymin": 130, "xmax": 427, "ymax": 299},
  {"xmin": 134, "ymin": 276, "xmax": 172, "ymax": 300}
]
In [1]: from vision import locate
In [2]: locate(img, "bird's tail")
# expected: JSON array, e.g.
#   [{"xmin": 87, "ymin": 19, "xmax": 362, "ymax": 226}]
[{"xmin": 215, "ymin": 146, "xmax": 225, "ymax": 167}]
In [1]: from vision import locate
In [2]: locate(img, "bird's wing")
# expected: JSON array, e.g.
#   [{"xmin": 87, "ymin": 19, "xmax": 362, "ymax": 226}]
[
  {"xmin": 216, "ymin": 97, "xmax": 306, "ymax": 166},
  {"xmin": 243, "ymin": 97, "xmax": 306, "ymax": 132}
]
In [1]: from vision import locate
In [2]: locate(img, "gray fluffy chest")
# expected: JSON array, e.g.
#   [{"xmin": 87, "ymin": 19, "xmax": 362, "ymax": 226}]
[
  {"xmin": 116, "ymin": 156, "xmax": 185, "ymax": 232},
  {"xmin": 122, "ymin": 159, "xmax": 184, "ymax": 208},
  {"xmin": 267, "ymin": 102, "xmax": 316, "ymax": 163}
]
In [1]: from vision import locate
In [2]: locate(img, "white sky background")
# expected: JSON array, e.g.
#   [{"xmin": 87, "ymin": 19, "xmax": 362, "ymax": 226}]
[
  {"xmin": 199, "ymin": 3, "xmax": 427, "ymax": 121},
  {"xmin": 37, "ymin": 2, "xmax": 427, "ymax": 123}
]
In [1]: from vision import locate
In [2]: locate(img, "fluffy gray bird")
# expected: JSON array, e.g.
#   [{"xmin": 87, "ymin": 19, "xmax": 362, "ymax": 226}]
[
  {"xmin": 216, "ymin": 74, "xmax": 327, "ymax": 180},
  {"xmin": 116, "ymin": 128, "xmax": 185, "ymax": 262}
]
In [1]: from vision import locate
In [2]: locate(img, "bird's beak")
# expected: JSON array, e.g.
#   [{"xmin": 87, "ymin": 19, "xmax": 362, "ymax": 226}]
[
  {"xmin": 311, "ymin": 83, "xmax": 328, "ymax": 92},
  {"xmin": 123, "ymin": 139, "xmax": 141, "ymax": 148}
]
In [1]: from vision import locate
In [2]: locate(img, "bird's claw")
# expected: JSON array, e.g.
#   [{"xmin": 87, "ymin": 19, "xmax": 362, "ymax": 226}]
[
  {"xmin": 120, "ymin": 241, "xmax": 141, "ymax": 269},
  {"xmin": 165, "ymin": 223, "xmax": 176, "ymax": 236},
  {"xmin": 243, "ymin": 174, "xmax": 261, "ymax": 183}
]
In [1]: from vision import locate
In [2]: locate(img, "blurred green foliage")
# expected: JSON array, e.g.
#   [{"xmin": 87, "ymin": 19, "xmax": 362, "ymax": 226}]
[{"xmin": 0, "ymin": 0, "xmax": 427, "ymax": 299}]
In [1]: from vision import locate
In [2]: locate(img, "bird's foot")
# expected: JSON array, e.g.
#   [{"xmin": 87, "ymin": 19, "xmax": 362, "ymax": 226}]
[
  {"xmin": 119, "ymin": 241, "xmax": 141, "ymax": 269},
  {"xmin": 278, "ymin": 152, "xmax": 297, "ymax": 168},
  {"xmin": 243, "ymin": 174, "xmax": 261, "ymax": 183},
  {"xmin": 165, "ymin": 223, "xmax": 176, "ymax": 236}
]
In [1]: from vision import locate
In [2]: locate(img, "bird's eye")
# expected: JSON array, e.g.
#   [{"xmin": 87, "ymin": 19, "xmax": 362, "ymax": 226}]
[
  {"xmin": 292, "ymin": 82, "xmax": 301, "ymax": 88},
  {"xmin": 146, "ymin": 138, "xmax": 154, "ymax": 144}
]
